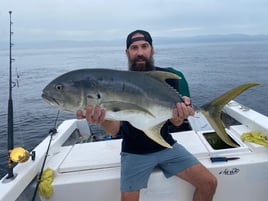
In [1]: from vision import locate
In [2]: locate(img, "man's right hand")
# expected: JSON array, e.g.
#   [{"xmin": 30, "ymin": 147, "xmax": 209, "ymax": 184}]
[
  {"xmin": 76, "ymin": 105, "xmax": 106, "ymax": 124},
  {"xmin": 77, "ymin": 106, "xmax": 120, "ymax": 136}
]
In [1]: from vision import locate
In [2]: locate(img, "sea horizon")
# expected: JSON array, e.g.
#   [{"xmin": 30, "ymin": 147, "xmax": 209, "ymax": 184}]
[{"xmin": 1, "ymin": 33, "xmax": 268, "ymax": 50}]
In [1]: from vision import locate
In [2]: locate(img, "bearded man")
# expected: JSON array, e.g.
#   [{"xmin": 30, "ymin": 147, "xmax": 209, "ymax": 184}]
[{"xmin": 77, "ymin": 30, "xmax": 217, "ymax": 201}]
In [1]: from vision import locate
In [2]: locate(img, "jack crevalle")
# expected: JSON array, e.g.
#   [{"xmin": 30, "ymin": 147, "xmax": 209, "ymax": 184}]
[{"xmin": 42, "ymin": 68, "xmax": 259, "ymax": 148}]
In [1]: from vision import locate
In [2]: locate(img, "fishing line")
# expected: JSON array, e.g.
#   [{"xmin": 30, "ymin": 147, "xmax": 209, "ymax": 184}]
[
  {"xmin": 15, "ymin": 66, "xmax": 20, "ymax": 88},
  {"xmin": 11, "ymin": 68, "xmax": 26, "ymax": 148},
  {"xmin": 31, "ymin": 110, "xmax": 60, "ymax": 201}
]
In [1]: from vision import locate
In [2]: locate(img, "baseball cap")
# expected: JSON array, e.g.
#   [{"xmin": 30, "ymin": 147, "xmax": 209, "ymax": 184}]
[{"xmin": 126, "ymin": 30, "xmax": 153, "ymax": 49}]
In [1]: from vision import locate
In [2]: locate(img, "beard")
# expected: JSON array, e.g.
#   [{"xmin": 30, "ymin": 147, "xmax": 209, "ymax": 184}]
[{"xmin": 128, "ymin": 55, "xmax": 155, "ymax": 71}]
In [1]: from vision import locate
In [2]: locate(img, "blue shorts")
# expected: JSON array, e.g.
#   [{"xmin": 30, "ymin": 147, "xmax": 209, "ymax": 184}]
[{"xmin": 120, "ymin": 142, "xmax": 199, "ymax": 192}]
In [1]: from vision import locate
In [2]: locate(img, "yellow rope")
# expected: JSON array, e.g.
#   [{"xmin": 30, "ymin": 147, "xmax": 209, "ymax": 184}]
[
  {"xmin": 241, "ymin": 131, "xmax": 268, "ymax": 147},
  {"xmin": 38, "ymin": 168, "xmax": 54, "ymax": 199}
]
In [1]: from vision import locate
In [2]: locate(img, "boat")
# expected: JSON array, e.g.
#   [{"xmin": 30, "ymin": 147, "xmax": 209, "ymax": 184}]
[{"xmin": 1, "ymin": 99, "xmax": 268, "ymax": 201}]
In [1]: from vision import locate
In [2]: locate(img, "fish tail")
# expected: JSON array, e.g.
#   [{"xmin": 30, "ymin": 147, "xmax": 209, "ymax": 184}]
[{"xmin": 200, "ymin": 82, "xmax": 260, "ymax": 147}]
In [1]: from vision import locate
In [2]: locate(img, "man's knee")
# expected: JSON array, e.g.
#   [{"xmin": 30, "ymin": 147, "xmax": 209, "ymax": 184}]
[
  {"xmin": 204, "ymin": 174, "xmax": 217, "ymax": 193},
  {"xmin": 121, "ymin": 191, "xmax": 140, "ymax": 201}
]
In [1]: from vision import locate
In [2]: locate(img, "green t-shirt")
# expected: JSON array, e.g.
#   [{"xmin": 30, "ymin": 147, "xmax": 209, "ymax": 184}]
[{"xmin": 165, "ymin": 67, "xmax": 190, "ymax": 97}]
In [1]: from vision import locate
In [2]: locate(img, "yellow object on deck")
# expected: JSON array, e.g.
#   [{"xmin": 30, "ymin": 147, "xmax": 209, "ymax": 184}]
[
  {"xmin": 38, "ymin": 168, "xmax": 54, "ymax": 199},
  {"xmin": 241, "ymin": 131, "xmax": 268, "ymax": 147}
]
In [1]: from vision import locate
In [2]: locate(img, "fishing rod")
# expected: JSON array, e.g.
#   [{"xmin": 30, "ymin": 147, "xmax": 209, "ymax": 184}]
[
  {"xmin": 5, "ymin": 10, "xmax": 16, "ymax": 181},
  {"xmin": 3, "ymin": 11, "xmax": 34, "ymax": 184}
]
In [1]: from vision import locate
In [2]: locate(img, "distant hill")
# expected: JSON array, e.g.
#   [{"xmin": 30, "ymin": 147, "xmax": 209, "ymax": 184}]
[
  {"xmin": 1, "ymin": 34, "xmax": 268, "ymax": 50},
  {"xmin": 154, "ymin": 34, "xmax": 268, "ymax": 44}
]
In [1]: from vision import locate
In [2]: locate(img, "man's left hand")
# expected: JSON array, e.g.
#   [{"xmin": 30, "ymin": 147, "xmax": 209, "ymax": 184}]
[{"xmin": 169, "ymin": 96, "xmax": 195, "ymax": 126}]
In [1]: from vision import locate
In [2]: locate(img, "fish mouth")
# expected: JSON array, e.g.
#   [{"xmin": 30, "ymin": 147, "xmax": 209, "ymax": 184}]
[{"xmin": 41, "ymin": 93, "xmax": 61, "ymax": 106}]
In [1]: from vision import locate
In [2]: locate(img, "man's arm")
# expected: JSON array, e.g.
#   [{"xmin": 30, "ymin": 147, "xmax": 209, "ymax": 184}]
[{"xmin": 76, "ymin": 106, "xmax": 120, "ymax": 136}]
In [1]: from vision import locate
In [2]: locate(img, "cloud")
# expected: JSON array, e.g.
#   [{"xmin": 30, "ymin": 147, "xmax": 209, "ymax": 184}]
[{"xmin": 1, "ymin": 0, "xmax": 268, "ymax": 42}]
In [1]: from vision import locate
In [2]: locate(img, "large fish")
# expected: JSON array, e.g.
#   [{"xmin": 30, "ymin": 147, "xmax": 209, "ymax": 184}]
[{"xmin": 42, "ymin": 68, "xmax": 259, "ymax": 148}]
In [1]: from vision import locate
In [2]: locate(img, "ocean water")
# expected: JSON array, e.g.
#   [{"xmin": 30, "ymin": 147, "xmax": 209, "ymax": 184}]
[{"xmin": 0, "ymin": 41, "xmax": 268, "ymax": 178}]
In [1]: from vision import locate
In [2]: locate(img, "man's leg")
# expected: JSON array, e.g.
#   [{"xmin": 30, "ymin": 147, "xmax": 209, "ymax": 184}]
[
  {"xmin": 121, "ymin": 191, "xmax": 140, "ymax": 201},
  {"xmin": 120, "ymin": 152, "xmax": 156, "ymax": 201},
  {"xmin": 176, "ymin": 163, "xmax": 217, "ymax": 201}
]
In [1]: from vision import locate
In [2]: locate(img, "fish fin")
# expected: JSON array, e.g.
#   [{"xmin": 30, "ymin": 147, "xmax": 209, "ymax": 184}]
[
  {"xmin": 203, "ymin": 113, "xmax": 238, "ymax": 147},
  {"xmin": 146, "ymin": 71, "xmax": 182, "ymax": 96},
  {"xmin": 201, "ymin": 82, "xmax": 260, "ymax": 147},
  {"xmin": 146, "ymin": 71, "xmax": 181, "ymax": 82},
  {"xmin": 102, "ymin": 101, "xmax": 155, "ymax": 117},
  {"xmin": 143, "ymin": 122, "xmax": 172, "ymax": 148}
]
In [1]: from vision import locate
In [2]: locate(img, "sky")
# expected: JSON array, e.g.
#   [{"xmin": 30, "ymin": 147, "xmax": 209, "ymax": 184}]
[{"xmin": 0, "ymin": 0, "xmax": 268, "ymax": 43}]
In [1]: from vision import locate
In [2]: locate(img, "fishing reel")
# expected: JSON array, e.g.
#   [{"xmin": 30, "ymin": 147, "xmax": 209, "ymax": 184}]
[{"xmin": 9, "ymin": 147, "xmax": 35, "ymax": 163}]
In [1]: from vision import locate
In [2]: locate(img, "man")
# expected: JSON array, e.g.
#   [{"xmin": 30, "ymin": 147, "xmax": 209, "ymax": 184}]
[{"xmin": 77, "ymin": 30, "xmax": 217, "ymax": 201}]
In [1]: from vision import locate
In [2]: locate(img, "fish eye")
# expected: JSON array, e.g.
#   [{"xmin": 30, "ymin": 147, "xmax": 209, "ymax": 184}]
[
  {"xmin": 55, "ymin": 84, "xmax": 63, "ymax": 91},
  {"xmin": 86, "ymin": 93, "xmax": 101, "ymax": 100}
]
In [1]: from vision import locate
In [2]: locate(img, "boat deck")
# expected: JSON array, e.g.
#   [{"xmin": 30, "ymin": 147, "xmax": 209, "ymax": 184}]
[{"xmin": 55, "ymin": 125, "xmax": 261, "ymax": 174}]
